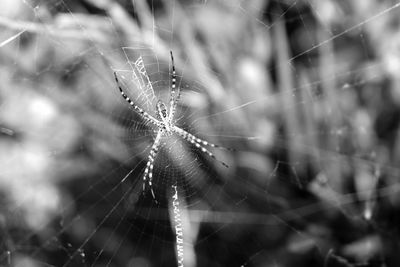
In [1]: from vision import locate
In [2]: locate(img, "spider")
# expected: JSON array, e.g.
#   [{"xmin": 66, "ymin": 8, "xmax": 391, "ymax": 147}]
[{"xmin": 114, "ymin": 51, "xmax": 229, "ymax": 200}]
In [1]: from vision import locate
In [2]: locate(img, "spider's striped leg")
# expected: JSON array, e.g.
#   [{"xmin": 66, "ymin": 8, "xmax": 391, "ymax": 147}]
[
  {"xmin": 173, "ymin": 126, "xmax": 229, "ymax": 168},
  {"xmin": 168, "ymin": 51, "xmax": 181, "ymax": 124},
  {"xmin": 114, "ymin": 72, "xmax": 161, "ymax": 127},
  {"xmin": 173, "ymin": 126, "xmax": 233, "ymax": 151},
  {"xmin": 143, "ymin": 129, "xmax": 163, "ymax": 200}
]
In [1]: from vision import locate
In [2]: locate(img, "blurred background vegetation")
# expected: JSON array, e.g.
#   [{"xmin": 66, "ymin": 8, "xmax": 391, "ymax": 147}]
[{"xmin": 1, "ymin": 0, "xmax": 400, "ymax": 266}]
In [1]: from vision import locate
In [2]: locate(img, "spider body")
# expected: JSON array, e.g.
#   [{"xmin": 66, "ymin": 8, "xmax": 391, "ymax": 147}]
[
  {"xmin": 114, "ymin": 51, "xmax": 228, "ymax": 200},
  {"xmin": 156, "ymin": 100, "xmax": 172, "ymax": 133}
]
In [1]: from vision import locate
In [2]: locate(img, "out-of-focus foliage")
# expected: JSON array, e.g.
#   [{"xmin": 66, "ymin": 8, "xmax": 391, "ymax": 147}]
[{"xmin": 1, "ymin": 0, "xmax": 400, "ymax": 266}]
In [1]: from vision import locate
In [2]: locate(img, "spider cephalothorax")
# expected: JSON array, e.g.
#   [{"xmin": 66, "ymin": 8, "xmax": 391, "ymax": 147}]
[{"xmin": 114, "ymin": 51, "xmax": 228, "ymax": 200}]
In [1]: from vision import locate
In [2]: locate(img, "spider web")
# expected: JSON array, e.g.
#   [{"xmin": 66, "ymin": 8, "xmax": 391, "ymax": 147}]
[{"xmin": 1, "ymin": 0, "xmax": 400, "ymax": 266}]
